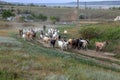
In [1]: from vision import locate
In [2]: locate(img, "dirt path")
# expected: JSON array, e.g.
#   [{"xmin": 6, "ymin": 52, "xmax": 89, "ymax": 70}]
[
  {"xmin": 36, "ymin": 39, "xmax": 120, "ymax": 64},
  {"xmin": 12, "ymin": 21, "xmax": 120, "ymax": 64},
  {"xmin": 76, "ymin": 49, "xmax": 120, "ymax": 63},
  {"xmin": 27, "ymin": 39, "xmax": 120, "ymax": 72}
]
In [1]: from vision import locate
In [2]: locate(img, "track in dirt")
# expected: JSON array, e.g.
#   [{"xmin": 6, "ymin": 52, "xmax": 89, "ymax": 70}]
[
  {"xmin": 14, "ymin": 21, "xmax": 120, "ymax": 66},
  {"xmin": 15, "ymin": 29, "xmax": 120, "ymax": 72},
  {"xmin": 36, "ymin": 39, "xmax": 120, "ymax": 63},
  {"xmin": 27, "ymin": 39, "xmax": 120, "ymax": 71}
]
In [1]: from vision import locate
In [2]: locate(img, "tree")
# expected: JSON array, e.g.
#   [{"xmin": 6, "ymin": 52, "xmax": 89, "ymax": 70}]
[
  {"xmin": 27, "ymin": 15, "xmax": 34, "ymax": 20},
  {"xmin": 2, "ymin": 10, "xmax": 15, "ymax": 19},
  {"xmin": 50, "ymin": 16, "xmax": 60, "ymax": 24},
  {"xmin": 38, "ymin": 14, "xmax": 47, "ymax": 21},
  {"xmin": 79, "ymin": 14, "xmax": 87, "ymax": 19}
]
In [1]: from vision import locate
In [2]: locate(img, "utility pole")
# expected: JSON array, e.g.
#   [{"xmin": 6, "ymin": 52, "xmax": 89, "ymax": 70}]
[
  {"xmin": 85, "ymin": 1, "xmax": 87, "ymax": 9},
  {"xmin": 71, "ymin": 0, "xmax": 79, "ymax": 23},
  {"xmin": 76, "ymin": 0, "xmax": 79, "ymax": 22},
  {"xmin": 85, "ymin": 1, "xmax": 87, "ymax": 19},
  {"xmin": 77, "ymin": 0, "xmax": 79, "ymax": 9}
]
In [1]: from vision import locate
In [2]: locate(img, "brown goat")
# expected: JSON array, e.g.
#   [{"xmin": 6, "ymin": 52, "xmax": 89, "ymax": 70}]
[{"xmin": 95, "ymin": 41, "xmax": 108, "ymax": 51}]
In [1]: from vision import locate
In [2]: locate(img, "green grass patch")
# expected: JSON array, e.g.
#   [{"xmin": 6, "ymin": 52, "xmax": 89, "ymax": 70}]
[{"xmin": 0, "ymin": 29, "xmax": 120, "ymax": 80}]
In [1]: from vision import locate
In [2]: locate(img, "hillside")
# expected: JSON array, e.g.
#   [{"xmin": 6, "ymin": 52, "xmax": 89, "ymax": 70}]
[
  {"xmin": 0, "ymin": 0, "xmax": 11, "ymax": 5},
  {"xmin": 0, "ymin": 23, "xmax": 120, "ymax": 79},
  {"xmin": 68, "ymin": 1, "xmax": 120, "ymax": 5}
]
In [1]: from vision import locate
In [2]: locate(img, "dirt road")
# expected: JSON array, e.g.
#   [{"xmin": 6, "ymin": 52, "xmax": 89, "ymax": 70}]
[
  {"xmin": 11, "ymin": 21, "xmax": 120, "ymax": 65},
  {"xmin": 36, "ymin": 39, "xmax": 120, "ymax": 64}
]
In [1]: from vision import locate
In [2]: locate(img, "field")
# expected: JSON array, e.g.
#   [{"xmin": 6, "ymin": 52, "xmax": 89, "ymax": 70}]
[
  {"xmin": 1, "ymin": 5, "xmax": 120, "ymax": 21},
  {"xmin": 0, "ymin": 19, "xmax": 120, "ymax": 80},
  {"xmin": 58, "ymin": 21, "xmax": 120, "ymax": 55},
  {"xmin": 0, "ymin": 5, "xmax": 120, "ymax": 80}
]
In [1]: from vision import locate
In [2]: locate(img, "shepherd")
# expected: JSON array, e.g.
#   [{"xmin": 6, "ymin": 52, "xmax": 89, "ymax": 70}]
[{"xmin": 43, "ymin": 25, "xmax": 46, "ymax": 31}]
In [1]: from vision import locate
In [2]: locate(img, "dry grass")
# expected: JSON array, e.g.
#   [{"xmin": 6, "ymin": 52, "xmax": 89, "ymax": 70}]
[
  {"xmin": 1, "ymin": 47, "xmax": 120, "ymax": 80},
  {"xmin": 0, "ymin": 32, "xmax": 120, "ymax": 79},
  {"xmin": 22, "ymin": 22, "xmax": 35, "ymax": 27},
  {"xmin": 58, "ymin": 25, "xmax": 81, "ymax": 38},
  {"xmin": 0, "ymin": 21, "xmax": 12, "ymax": 29},
  {"xmin": 3, "ymin": 5, "xmax": 120, "ymax": 21},
  {"xmin": 67, "ymin": 27, "xmax": 80, "ymax": 38},
  {"xmin": 0, "ymin": 18, "xmax": 120, "ymax": 79},
  {"xmin": 0, "ymin": 21, "xmax": 16, "ymax": 36},
  {"xmin": 0, "ymin": 30, "xmax": 17, "ymax": 37}
]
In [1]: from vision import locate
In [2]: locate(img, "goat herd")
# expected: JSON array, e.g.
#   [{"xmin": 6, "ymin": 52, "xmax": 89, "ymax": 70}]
[{"xmin": 19, "ymin": 27, "xmax": 108, "ymax": 52}]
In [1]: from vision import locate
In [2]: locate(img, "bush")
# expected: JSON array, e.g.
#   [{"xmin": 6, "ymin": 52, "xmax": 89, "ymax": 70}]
[
  {"xmin": 79, "ymin": 14, "xmax": 87, "ymax": 19},
  {"xmin": 104, "ymin": 28, "xmax": 120, "ymax": 40},
  {"xmin": 79, "ymin": 27, "xmax": 101, "ymax": 39},
  {"xmin": 79, "ymin": 23, "xmax": 120, "ymax": 54},
  {"xmin": 26, "ymin": 15, "xmax": 34, "ymax": 20},
  {"xmin": 50, "ymin": 16, "xmax": 60, "ymax": 24},
  {"xmin": 38, "ymin": 14, "xmax": 47, "ymax": 21},
  {"xmin": 2, "ymin": 10, "xmax": 15, "ymax": 19},
  {"xmin": 19, "ymin": 16, "xmax": 25, "ymax": 22}
]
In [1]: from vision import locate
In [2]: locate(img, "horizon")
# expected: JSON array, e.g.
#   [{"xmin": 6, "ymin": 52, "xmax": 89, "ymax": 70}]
[{"xmin": 1, "ymin": 0, "xmax": 117, "ymax": 3}]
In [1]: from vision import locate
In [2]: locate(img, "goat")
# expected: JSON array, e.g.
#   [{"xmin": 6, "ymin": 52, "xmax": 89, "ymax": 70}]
[
  {"xmin": 43, "ymin": 36, "xmax": 50, "ymax": 43},
  {"xmin": 57, "ymin": 40, "xmax": 68, "ymax": 50},
  {"xmin": 80, "ymin": 40, "xmax": 89, "ymax": 50},
  {"xmin": 50, "ymin": 38, "xmax": 57, "ymax": 48},
  {"xmin": 95, "ymin": 41, "xmax": 108, "ymax": 51}
]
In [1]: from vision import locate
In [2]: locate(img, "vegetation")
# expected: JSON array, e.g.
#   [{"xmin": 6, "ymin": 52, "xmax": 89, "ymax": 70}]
[
  {"xmin": 79, "ymin": 27, "xmax": 100, "ymax": 39},
  {"xmin": 109, "ymin": 7, "xmax": 120, "ymax": 10},
  {"xmin": 79, "ymin": 14, "xmax": 88, "ymax": 19},
  {"xmin": 2, "ymin": 10, "xmax": 15, "ymax": 19},
  {"xmin": 50, "ymin": 16, "xmax": 60, "ymax": 24},
  {"xmin": 1, "ymin": 4, "xmax": 120, "ymax": 22},
  {"xmin": 38, "ymin": 14, "xmax": 47, "ymax": 21},
  {"xmin": 79, "ymin": 22, "xmax": 120, "ymax": 54},
  {"xmin": 0, "ymin": 4, "xmax": 120, "ymax": 80},
  {"xmin": 0, "ymin": 21, "xmax": 12, "ymax": 29},
  {"xmin": 58, "ymin": 22, "xmax": 120, "ymax": 57},
  {"xmin": 1, "ymin": 5, "xmax": 120, "ymax": 22},
  {"xmin": 1, "ymin": 5, "xmax": 119, "ymax": 21},
  {"xmin": 0, "ymin": 33, "xmax": 120, "ymax": 80}
]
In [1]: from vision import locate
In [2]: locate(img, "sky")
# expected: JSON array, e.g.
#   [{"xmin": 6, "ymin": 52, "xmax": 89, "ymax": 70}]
[{"xmin": 1, "ymin": 0, "xmax": 115, "ymax": 3}]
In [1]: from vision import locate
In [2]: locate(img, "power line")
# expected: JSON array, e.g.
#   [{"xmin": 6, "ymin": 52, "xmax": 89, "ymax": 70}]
[{"xmin": 77, "ymin": 0, "xmax": 79, "ymax": 9}]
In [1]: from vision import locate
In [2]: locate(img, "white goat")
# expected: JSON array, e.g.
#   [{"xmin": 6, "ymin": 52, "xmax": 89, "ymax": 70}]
[{"xmin": 57, "ymin": 40, "xmax": 68, "ymax": 50}]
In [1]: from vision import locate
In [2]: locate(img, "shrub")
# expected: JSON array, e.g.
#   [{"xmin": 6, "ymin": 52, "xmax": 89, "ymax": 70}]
[
  {"xmin": 79, "ymin": 23, "xmax": 120, "ymax": 54},
  {"xmin": 104, "ymin": 28, "xmax": 120, "ymax": 40},
  {"xmin": 79, "ymin": 27, "xmax": 101, "ymax": 39},
  {"xmin": 38, "ymin": 14, "xmax": 47, "ymax": 21},
  {"xmin": 19, "ymin": 16, "xmax": 25, "ymax": 22},
  {"xmin": 50, "ymin": 16, "xmax": 60, "ymax": 24},
  {"xmin": 2, "ymin": 10, "xmax": 15, "ymax": 19},
  {"xmin": 79, "ymin": 14, "xmax": 87, "ymax": 19}
]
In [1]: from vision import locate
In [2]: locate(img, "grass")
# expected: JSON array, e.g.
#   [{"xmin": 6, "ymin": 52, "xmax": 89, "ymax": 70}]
[
  {"xmin": 80, "ymin": 22, "xmax": 120, "ymax": 55},
  {"xmin": 58, "ymin": 22, "xmax": 120, "ymax": 57},
  {"xmin": 1, "ymin": 43, "xmax": 120, "ymax": 80},
  {"xmin": 12, "ymin": 34, "xmax": 120, "ymax": 78},
  {"xmin": 0, "ymin": 36, "xmax": 22, "ymax": 50},
  {"xmin": 0, "ymin": 30, "xmax": 17, "ymax": 37},
  {"xmin": 0, "ymin": 22, "xmax": 120, "ymax": 79},
  {"xmin": 57, "ymin": 25, "xmax": 81, "ymax": 38},
  {"xmin": 0, "ymin": 34, "xmax": 120, "ymax": 80},
  {"xmin": 0, "ymin": 21, "xmax": 12, "ymax": 29},
  {"xmin": 2, "ymin": 5, "xmax": 120, "ymax": 21}
]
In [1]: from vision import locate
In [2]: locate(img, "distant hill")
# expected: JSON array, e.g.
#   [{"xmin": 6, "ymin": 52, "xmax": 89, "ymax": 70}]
[
  {"xmin": 0, "ymin": 1, "xmax": 7, "ymax": 4},
  {"xmin": 0, "ymin": 0, "xmax": 11, "ymax": 5},
  {"xmin": 68, "ymin": 1, "xmax": 120, "ymax": 5}
]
